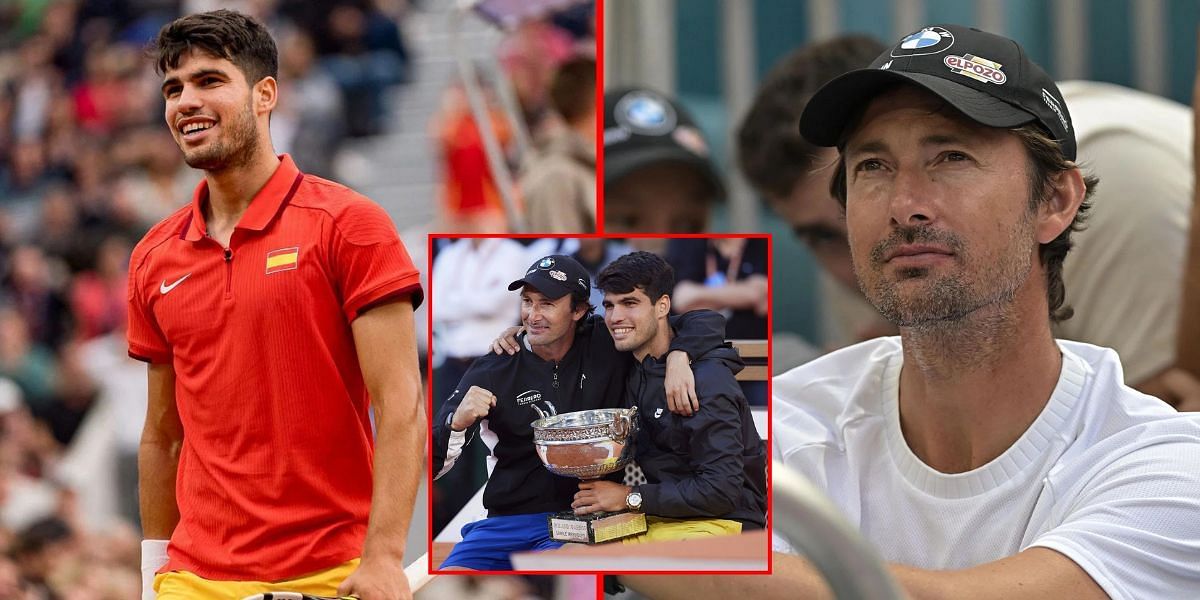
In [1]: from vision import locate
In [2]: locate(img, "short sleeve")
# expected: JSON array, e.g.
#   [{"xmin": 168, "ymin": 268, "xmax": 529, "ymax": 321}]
[
  {"xmin": 126, "ymin": 253, "xmax": 171, "ymax": 364},
  {"xmin": 329, "ymin": 200, "xmax": 424, "ymax": 320},
  {"xmin": 1027, "ymin": 440, "xmax": 1200, "ymax": 599}
]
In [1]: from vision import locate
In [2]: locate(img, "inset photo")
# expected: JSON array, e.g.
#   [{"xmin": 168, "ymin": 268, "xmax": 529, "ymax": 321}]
[{"xmin": 428, "ymin": 236, "xmax": 770, "ymax": 573}]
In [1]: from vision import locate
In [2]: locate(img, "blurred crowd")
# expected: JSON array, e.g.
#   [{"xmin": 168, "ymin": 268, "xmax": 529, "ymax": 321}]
[
  {"xmin": 0, "ymin": 1, "xmax": 416, "ymax": 596},
  {"xmin": 431, "ymin": 1, "xmax": 596, "ymax": 233}
]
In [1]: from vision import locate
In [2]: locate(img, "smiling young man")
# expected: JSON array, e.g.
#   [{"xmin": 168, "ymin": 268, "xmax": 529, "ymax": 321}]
[
  {"xmin": 431, "ymin": 254, "xmax": 725, "ymax": 571},
  {"xmin": 625, "ymin": 25, "xmax": 1200, "ymax": 600},
  {"xmin": 571, "ymin": 251, "xmax": 766, "ymax": 540},
  {"xmin": 130, "ymin": 10, "xmax": 424, "ymax": 600}
]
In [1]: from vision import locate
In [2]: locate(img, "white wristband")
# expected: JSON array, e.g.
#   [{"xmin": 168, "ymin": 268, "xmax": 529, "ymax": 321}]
[{"xmin": 141, "ymin": 539, "xmax": 170, "ymax": 600}]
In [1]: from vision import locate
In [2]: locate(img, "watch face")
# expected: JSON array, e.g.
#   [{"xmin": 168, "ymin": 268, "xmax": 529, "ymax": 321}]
[{"xmin": 629, "ymin": 492, "xmax": 643, "ymax": 508}]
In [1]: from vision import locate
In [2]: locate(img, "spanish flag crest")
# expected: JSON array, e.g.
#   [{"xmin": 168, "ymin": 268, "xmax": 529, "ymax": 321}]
[{"xmin": 265, "ymin": 247, "xmax": 299, "ymax": 274}]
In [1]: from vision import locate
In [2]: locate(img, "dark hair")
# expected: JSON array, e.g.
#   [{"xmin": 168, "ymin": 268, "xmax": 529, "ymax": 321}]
[
  {"xmin": 569, "ymin": 290, "xmax": 595, "ymax": 321},
  {"xmin": 737, "ymin": 35, "xmax": 886, "ymax": 200},
  {"xmin": 13, "ymin": 517, "xmax": 72, "ymax": 557},
  {"xmin": 550, "ymin": 55, "xmax": 596, "ymax": 123},
  {"xmin": 596, "ymin": 251, "xmax": 675, "ymax": 303},
  {"xmin": 1012, "ymin": 124, "xmax": 1097, "ymax": 323},
  {"xmin": 151, "ymin": 9, "xmax": 278, "ymax": 85},
  {"xmin": 829, "ymin": 109, "xmax": 1097, "ymax": 324}
]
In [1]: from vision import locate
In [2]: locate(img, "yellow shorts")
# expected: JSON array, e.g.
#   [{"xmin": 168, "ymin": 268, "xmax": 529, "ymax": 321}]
[
  {"xmin": 621, "ymin": 516, "xmax": 742, "ymax": 544},
  {"xmin": 154, "ymin": 558, "xmax": 359, "ymax": 599}
]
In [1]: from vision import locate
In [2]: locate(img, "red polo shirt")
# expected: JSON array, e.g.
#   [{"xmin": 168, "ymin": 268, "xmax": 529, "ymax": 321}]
[{"xmin": 127, "ymin": 155, "xmax": 422, "ymax": 581}]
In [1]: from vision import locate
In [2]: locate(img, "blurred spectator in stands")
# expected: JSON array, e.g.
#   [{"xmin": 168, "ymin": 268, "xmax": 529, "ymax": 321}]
[
  {"xmin": 667, "ymin": 238, "xmax": 768, "ymax": 406},
  {"xmin": 430, "ymin": 237, "xmax": 525, "ymax": 534},
  {"xmin": 6, "ymin": 245, "xmax": 70, "ymax": 351},
  {"xmin": 603, "ymin": 87, "xmax": 725, "ymax": 242},
  {"xmin": 42, "ymin": 341, "xmax": 96, "ymax": 447},
  {"xmin": 498, "ymin": 18, "xmax": 574, "ymax": 139},
  {"xmin": 571, "ymin": 237, "xmax": 631, "ymax": 315},
  {"xmin": 667, "ymin": 238, "xmax": 768, "ymax": 339},
  {"xmin": 12, "ymin": 516, "xmax": 72, "ymax": 599},
  {"xmin": 307, "ymin": 1, "xmax": 411, "ymax": 136},
  {"xmin": 109, "ymin": 129, "xmax": 200, "ymax": 230},
  {"xmin": 519, "ymin": 55, "xmax": 595, "ymax": 232},
  {"xmin": 432, "ymin": 81, "xmax": 513, "ymax": 232},
  {"xmin": 0, "ymin": 304, "xmax": 57, "ymax": 421},
  {"xmin": 1, "ymin": 139, "xmax": 59, "ymax": 238},
  {"xmin": 67, "ymin": 235, "xmax": 127, "ymax": 342},
  {"xmin": 273, "ymin": 27, "xmax": 346, "ymax": 178}
]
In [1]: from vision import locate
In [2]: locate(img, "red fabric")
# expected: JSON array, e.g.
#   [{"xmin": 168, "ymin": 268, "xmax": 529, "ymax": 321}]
[{"xmin": 126, "ymin": 155, "xmax": 422, "ymax": 581}]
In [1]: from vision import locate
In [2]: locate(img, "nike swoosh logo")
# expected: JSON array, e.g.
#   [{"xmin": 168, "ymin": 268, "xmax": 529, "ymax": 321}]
[{"xmin": 160, "ymin": 274, "xmax": 191, "ymax": 294}]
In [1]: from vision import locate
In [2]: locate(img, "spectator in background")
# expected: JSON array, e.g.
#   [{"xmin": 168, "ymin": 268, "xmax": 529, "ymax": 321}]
[
  {"xmin": 666, "ymin": 238, "xmax": 768, "ymax": 406},
  {"xmin": 571, "ymin": 238, "xmax": 633, "ymax": 315},
  {"xmin": 273, "ymin": 27, "xmax": 346, "ymax": 179},
  {"xmin": 519, "ymin": 55, "xmax": 596, "ymax": 232},
  {"xmin": 12, "ymin": 516, "xmax": 72, "ymax": 598},
  {"xmin": 603, "ymin": 87, "xmax": 725, "ymax": 238},
  {"xmin": 497, "ymin": 18, "xmax": 575, "ymax": 139},
  {"xmin": 667, "ymin": 238, "xmax": 768, "ymax": 339},
  {"xmin": 310, "ymin": 1, "xmax": 410, "ymax": 137},
  {"xmin": 430, "ymin": 237, "xmax": 526, "ymax": 535},
  {"xmin": 432, "ymin": 81, "xmax": 514, "ymax": 232}
]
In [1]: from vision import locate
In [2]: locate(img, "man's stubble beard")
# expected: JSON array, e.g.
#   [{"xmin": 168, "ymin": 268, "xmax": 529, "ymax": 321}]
[
  {"xmin": 856, "ymin": 214, "xmax": 1037, "ymax": 332},
  {"xmin": 182, "ymin": 98, "xmax": 259, "ymax": 173}
]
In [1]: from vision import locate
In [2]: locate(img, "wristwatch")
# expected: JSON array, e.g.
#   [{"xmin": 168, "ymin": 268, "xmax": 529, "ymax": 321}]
[{"xmin": 625, "ymin": 487, "xmax": 643, "ymax": 512}]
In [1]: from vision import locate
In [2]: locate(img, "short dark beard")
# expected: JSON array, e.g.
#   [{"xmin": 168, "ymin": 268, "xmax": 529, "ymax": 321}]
[{"xmin": 182, "ymin": 97, "xmax": 259, "ymax": 172}]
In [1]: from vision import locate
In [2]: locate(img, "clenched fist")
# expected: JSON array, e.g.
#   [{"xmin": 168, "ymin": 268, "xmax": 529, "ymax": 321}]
[{"xmin": 450, "ymin": 386, "xmax": 497, "ymax": 431}]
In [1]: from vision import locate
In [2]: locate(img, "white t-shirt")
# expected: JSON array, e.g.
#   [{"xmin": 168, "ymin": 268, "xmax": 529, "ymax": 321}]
[
  {"xmin": 772, "ymin": 337, "xmax": 1200, "ymax": 599},
  {"xmin": 431, "ymin": 238, "xmax": 526, "ymax": 360}
]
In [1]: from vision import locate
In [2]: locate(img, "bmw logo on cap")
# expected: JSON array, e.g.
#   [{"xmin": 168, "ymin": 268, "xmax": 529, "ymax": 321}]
[
  {"xmin": 891, "ymin": 26, "xmax": 954, "ymax": 57},
  {"xmin": 539, "ymin": 257, "xmax": 554, "ymax": 269},
  {"xmin": 614, "ymin": 91, "xmax": 677, "ymax": 136}
]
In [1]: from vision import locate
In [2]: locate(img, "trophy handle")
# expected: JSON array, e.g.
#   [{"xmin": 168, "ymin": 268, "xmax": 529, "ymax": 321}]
[{"xmin": 613, "ymin": 406, "xmax": 638, "ymax": 441}]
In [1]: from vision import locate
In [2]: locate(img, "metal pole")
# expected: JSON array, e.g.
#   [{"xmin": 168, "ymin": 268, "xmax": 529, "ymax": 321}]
[
  {"xmin": 721, "ymin": 0, "xmax": 758, "ymax": 231},
  {"xmin": 773, "ymin": 468, "xmax": 905, "ymax": 600},
  {"xmin": 451, "ymin": 2, "xmax": 527, "ymax": 231}
]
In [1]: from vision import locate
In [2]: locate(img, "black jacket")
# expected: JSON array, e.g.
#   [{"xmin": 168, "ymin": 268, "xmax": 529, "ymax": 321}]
[
  {"xmin": 628, "ymin": 343, "xmax": 767, "ymax": 529},
  {"xmin": 432, "ymin": 311, "xmax": 726, "ymax": 516}
]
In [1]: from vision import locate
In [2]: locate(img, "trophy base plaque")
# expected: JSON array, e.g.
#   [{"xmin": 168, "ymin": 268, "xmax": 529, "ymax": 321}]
[{"xmin": 548, "ymin": 511, "xmax": 647, "ymax": 544}]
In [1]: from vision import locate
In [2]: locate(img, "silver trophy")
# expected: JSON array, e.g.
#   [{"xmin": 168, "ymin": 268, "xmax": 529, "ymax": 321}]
[{"xmin": 532, "ymin": 407, "xmax": 647, "ymax": 543}]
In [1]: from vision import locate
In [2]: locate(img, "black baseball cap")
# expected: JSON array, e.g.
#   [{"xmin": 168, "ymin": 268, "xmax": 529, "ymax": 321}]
[
  {"xmin": 603, "ymin": 87, "xmax": 726, "ymax": 200},
  {"xmin": 800, "ymin": 24, "xmax": 1075, "ymax": 161},
  {"xmin": 508, "ymin": 255, "xmax": 591, "ymax": 300}
]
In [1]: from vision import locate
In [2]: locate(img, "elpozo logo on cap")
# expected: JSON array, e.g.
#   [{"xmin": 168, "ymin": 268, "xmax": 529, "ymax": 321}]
[
  {"xmin": 944, "ymin": 54, "xmax": 1006, "ymax": 85},
  {"xmin": 891, "ymin": 26, "xmax": 954, "ymax": 57},
  {"xmin": 614, "ymin": 91, "xmax": 677, "ymax": 136}
]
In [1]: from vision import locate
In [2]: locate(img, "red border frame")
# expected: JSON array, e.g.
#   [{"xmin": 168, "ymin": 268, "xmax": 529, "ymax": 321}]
[
  {"xmin": 424, "ymin": 233, "xmax": 773, "ymax": 580},
  {"xmin": 594, "ymin": 0, "xmax": 606, "ymax": 235}
]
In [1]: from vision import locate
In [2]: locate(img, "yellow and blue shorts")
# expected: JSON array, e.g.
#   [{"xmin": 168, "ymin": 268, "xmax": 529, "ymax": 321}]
[{"xmin": 154, "ymin": 558, "xmax": 359, "ymax": 599}]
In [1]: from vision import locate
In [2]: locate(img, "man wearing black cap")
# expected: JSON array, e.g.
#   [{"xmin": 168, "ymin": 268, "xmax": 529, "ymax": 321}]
[
  {"xmin": 603, "ymin": 87, "xmax": 725, "ymax": 235},
  {"xmin": 431, "ymin": 254, "xmax": 725, "ymax": 571},
  {"xmin": 626, "ymin": 25, "xmax": 1200, "ymax": 599}
]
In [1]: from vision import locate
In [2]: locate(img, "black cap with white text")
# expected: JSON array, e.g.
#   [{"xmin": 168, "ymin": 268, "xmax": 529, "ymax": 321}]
[{"xmin": 800, "ymin": 24, "xmax": 1075, "ymax": 161}]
